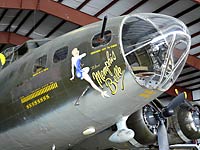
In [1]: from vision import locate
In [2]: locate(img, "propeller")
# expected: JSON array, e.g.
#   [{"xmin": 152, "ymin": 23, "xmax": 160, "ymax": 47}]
[
  {"xmin": 155, "ymin": 93, "xmax": 187, "ymax": 150},
  {"xmin": 162, "ymin": 93, "xmax": 185, "ymax": 117},
  {"xmin": 157, "ymin": 120, "xmax": 169, "ymax": 150},
  {"xmin": 166, "ymin": 93, "xmax": 185, "ymax": 110},
  {"xmin": 149, "ymin": 92, "xmax": 200, "ymax": 150}
]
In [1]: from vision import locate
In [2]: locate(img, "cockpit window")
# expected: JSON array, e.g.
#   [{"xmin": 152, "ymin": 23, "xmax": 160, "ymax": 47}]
[
  {"xmin": 53, "ymin": 46, "xmax": 68, "ymax": 63},
  {"xmin": 33, "ymin": 55, "xmax": 47, "ymax": 73},
  {"xmin": 122, "ymin": 17, "xmax": 159, "ymax": 78},
  {"xmin": 92, "ymin": 30, "xmax": 112, "ymax": 47}
]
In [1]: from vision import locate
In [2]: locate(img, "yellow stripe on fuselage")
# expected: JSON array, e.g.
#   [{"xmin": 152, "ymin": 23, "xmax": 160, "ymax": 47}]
[{"xmin": 20, "ymin": 82, "xmax": 58, "ymax": 104}]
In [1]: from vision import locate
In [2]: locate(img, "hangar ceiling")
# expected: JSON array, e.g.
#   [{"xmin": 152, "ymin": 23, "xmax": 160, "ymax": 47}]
[{"xmin": 0, "ymin": 0, "xmax": 199, "ymax": 101}]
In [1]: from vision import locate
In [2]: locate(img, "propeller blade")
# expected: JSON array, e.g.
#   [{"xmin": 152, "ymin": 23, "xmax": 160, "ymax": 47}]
[
  {"xmin": 166, "ymin": 93, "xmax": 185, "ymax": 111},
  {"xmin": 183, "ymin": 100, "xmax": 196, "ymax": 111},
  {"xmin": 157, "ymin": 120, "xmax": 169, "ymax": 150}
]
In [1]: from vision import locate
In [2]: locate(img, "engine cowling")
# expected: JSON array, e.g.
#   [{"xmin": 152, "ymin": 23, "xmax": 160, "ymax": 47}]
[
  {"xmin": 127, "ymin": 104, "xmax": 166, "ymax": 146},
  {"xmin": 127, "ymin": 102, "xmax": 200, "ymax": 147},
  {"xmin": 172, "ymin": 104, "xmax": 200, "ymax": 142}
]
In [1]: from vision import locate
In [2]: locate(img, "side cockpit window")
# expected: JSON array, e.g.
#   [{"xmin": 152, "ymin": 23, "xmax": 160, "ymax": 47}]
[
  {"xmin": 33, "ymin": 55, "xmax": 47, "ymax": 73},
  {"xmin": 53, "ymin": 46, "xmax": 68, "ymax": 63},
  {"xmin": 92, "ymin": 30, "xmax": 112, "ymax": 47}
]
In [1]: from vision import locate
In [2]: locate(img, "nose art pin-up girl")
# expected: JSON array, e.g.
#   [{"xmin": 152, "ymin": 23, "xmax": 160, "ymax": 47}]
[{"xmin": 70, "ymin": 48, "xmax": 109, "ymax": 98}]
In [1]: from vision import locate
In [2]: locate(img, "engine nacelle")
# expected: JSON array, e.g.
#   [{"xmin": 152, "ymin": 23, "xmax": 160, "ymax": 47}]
[
  {"xmin": 127, "ymin": 104, "xmax": 165, "ymax": 146},
  {"xmin": 127, "ymin": 102, "xmax": 200, "ymax": 147},
  {"xmin": 172, "ymin": 104, "xmax": 200, "ymax": 142}
]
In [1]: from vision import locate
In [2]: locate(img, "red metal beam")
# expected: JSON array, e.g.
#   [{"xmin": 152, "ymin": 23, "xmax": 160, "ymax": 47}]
[
  {"xmin": 0, "ymin": 32, "xmax": 30, "ymax": 45},
  {"xmin": 193, "ymin": 0, "xmax": 200, "ymax": 4},
  {"xmin": 174, "ymin": 47, "xmax": 200, "ymax": 70},
  {"xmin": 164, "ymin": 47, "xmax": 200, "ymax": 100},
  {"xmin": 166, "ymin": 85, "xmax": 193, "ymax": 101},
  {"xmin": 186, "ymin": 55, "xmax": 200, "ymax": 70},
  {"xmin": 0, "ymin": 0, "xmax": 100, "ymax": 26}
]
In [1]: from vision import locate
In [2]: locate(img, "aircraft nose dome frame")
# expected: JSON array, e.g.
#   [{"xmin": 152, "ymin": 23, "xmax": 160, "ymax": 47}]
[{"xmin": 120, "ymin": 13, "xmax": 191, "ymax": 91}]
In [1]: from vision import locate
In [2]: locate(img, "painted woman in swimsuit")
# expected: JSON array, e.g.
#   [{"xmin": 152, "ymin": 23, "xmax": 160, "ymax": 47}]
[{"xmin": 70, "ymin": 48, "xmax": 109, "ymax": 98}]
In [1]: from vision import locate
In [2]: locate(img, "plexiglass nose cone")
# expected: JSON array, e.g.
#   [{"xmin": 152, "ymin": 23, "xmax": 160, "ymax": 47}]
[{"xmin": 120, "ymin": 13, "xmax": 191, "ymax": 91}]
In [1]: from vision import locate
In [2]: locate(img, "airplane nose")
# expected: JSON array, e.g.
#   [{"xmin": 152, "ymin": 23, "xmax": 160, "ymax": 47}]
[{"xmin": 120, "ymin": 13, "xmax": 191, "ymax": 91}]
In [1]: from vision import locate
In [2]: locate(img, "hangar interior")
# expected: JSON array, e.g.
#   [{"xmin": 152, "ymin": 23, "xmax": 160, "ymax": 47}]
[{"xmin": 0, "ymin": 1, "xmax": 199, "ymax": 149}]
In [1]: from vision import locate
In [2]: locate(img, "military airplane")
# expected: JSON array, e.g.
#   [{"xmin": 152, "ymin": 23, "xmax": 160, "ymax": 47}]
[{"xmin": 0, "ymin": 13, "xmax": 199, "ymax": 150}]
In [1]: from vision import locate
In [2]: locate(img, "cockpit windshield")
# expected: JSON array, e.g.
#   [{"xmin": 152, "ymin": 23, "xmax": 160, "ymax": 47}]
[{"xmin": 120, "ymin": 13, "xmax": 191, "ymax": 91}]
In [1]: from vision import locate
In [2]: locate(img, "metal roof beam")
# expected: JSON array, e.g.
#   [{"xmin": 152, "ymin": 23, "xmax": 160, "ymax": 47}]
[
  {"xmin": 191, "ymin": 30, "xmax": 200, "ymax": 38},
  {"xmin": 190, "ymin": 31, "xmax": 200, "ymax": 56},
  {"xmin": 57, "ymin": 0, "xmax": 64, "ymax": 2},
  {"xmin": 0, "ymin": 32, "xmax": 30, "ymax": 45},
  {"xmin": 25, "ymin": 13, "xmax": 48, "ymax": 37},
  {"xmin": 185, "ymin": 80, "xmax": 200, "ymax": 88},
  {"xmin": 193, "ymin": 52, "xmax": 200, "ymax": 57},
  {"xmin": 45, "ymin": 20, "xmax": 66, "ymax": 38},
  {"xmin": 191, "ymin": 87, "xmax": 200, "ymax": 91},
  {"xmin": 176, "ymin": 75, "xmax": 200, "ymax": 84},
  {"xmin": 153, "ymin": 0, "xmax": 179, "ymax": 13},
  {"xmin": 121, "ymin": 0, "xmax": 149, "ymax": 15},
  {"xmin": 77, "ymin": 0, "xmax": 91, "ymax": 10},
  {"xmin": 179, "ymin": 69, "xmax": 198, "ymax": 77},
  {"xmin": 174, "ymin": 4, "xmax": 199, "ymax": 18},
  {"xmin": 0, "ymin": 9, "xmax": 8, "ymax": 22},
  {"xmin": 187, "ymin": 17, "xmax": 200, "ymax": 27},
  {"xmin": 95, "ymin": 0, "xmax": 119, "ymax": 17},
  {"xmin": 13, "ymin": 10, "xmax": 33, "ymax": 33},
  {"xmin": 5, "ymin": 10, "xmax": 23, "ymax": 32},
  {"xmin": 0, "ymin": 0, "xmax": 100, "ymax": 26},
  {"xmin": 191, "ymin": 42, "xmax": 200, "ymax": 49}
]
